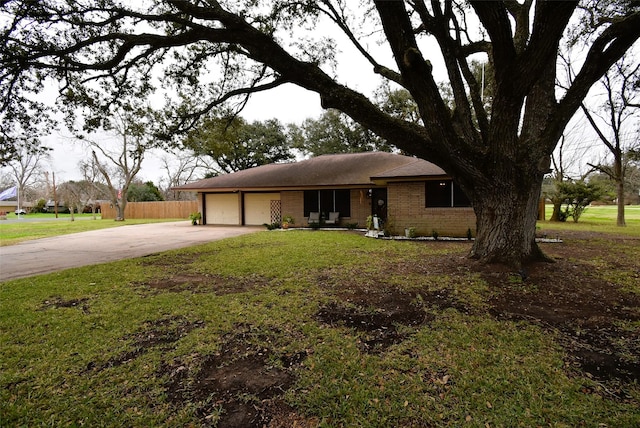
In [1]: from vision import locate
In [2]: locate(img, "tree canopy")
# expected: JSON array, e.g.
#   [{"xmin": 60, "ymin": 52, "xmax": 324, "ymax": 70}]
[
  {"xmin": 183, "ymin": 116, "xmax": 293, "ymax": 173},
  {"xmin": 290, "ymin": 109, "xmax": 393, "ymax": 157},
  {"xmin": 1, "ymin": 0, "xmax": 639, "ymax": 267},
  {"xmin": 127, "ymin": 180, "xmax": 165, "ymax": 202}
]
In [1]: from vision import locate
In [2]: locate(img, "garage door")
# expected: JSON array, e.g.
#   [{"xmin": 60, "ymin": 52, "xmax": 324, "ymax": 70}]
[
  {"xmin": 244, "ymin": 193, "xmax": 280, "ymax": 225},
  {"xmin": 204, "ymin": 193, "xmax": 240, "ymax": 225}
]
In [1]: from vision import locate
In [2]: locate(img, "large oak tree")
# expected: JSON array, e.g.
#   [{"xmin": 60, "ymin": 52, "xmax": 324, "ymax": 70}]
[{"xmin": 1, "ymin": 0, "xmax": 639, "ymax": 267}]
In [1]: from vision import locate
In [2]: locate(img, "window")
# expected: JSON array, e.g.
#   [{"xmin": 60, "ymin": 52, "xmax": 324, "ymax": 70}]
[
  {"xmin": 304, "ymin": 189, "xmax": 351, "ymax": 217},
  {"xmin": 425, "ymin": 180, "xmax": 471, "ymax": 208}
]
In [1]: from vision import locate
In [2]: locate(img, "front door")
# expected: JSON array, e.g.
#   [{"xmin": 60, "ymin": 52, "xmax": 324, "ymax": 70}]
[{"xmin": 371, "ymin": 188, "xmax": 387, "ymax": 221}]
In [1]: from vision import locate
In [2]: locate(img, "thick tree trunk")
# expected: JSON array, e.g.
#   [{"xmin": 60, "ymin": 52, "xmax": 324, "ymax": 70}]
[
  {"xmin": 614, "ymin": 157, "xmax": 626, "ymax": 227},
  {"xmin": 115, "ymin": 199, "xmax": 126, "ymax": 221},
  {"xmin": 550, "ymin": 202, "xmax": 562, "ymax": 222},
  {"xmin": 470, "ymin": 178, "xmax": 546, "ymax": 269},
  {"xmin": 616, "ymin": 179, "xmax": 626, "ymax": 227}
]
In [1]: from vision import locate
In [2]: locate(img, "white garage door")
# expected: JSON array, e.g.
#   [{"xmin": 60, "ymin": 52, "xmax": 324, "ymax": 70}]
[
  {"xmin": 205, "ymin": 193, "xmax": 240, "ymax": 225},
  {"xmin": 244, "ymin": 193, "xmax": 280, "ymax": 225}
]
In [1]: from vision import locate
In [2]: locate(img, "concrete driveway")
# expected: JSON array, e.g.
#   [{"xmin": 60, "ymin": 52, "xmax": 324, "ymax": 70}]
[{"xmin": 0, "ymin": 222, "xmax": 261, "ymax": 282}]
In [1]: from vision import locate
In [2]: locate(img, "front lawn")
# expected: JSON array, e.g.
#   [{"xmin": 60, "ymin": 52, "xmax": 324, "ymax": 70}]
[{"xmin": 1, "ymin": 230, "xmax": 639, "ymax": 427}]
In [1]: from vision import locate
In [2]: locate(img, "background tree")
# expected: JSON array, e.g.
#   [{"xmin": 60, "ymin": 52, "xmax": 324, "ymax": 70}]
[
  {"xmin": 290, "ymin": 109, "xmax": 393, "ymax": 157},
  {"xmin": 158, "ymin": 153, "xmax": 203, "ymax": 201},
  {"xmin": 58, "ymin": 177, "xmax": 111, "ymax": 218},
  {"xmin": 77, "ymin": 159, "xmax": 107, "ymax": 219},
  {"xmin": 587, "ymin": 170, "xmax": 618, "ymax": 204},
  {"xmin": 555, "ymin": 180, "xmax": 605, "ymax": 223},
  {"xmin": 183, "ymin": 116, "xmax": 293, "ymax": 174},
  {"xmin": 544, "ymin": 125, "xmax": 599, "ymax": 221},
  {"xmin": 2, "ymin": 1, "xmax": 639, "ymax": 267},
  {"xmin": 580, "ymin": 55, "xmax": 640, "ymax": 226},
  {"xmin": 57, "ymin": 181, "xmax": 85, "ymax": 220},
  {"xmin": 87, "ymin": 111, "xmax": 149, "ymax": 221},
  {"xmin": 127, "ymin": 180, "xmax": 164, "ymax": 202},
  {"xmin": 2, "ymin": 143, "xmax": 50, "ymax": 208},
  {"xmin": 43, "ymin": 171, "xmax": 59, "ymax": 217},
  {"xmin": 545, "ymin": 136, "xmax": 573, "ymax": 222},
  {"xmin": 375, "ymin": 85, "xmax": 422, "ymax": 125}
]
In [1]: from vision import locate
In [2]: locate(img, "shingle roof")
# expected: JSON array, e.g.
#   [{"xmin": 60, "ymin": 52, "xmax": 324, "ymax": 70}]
[{"xmin": 174, "ymin": 152, "xmax": 447, "ymax": 191}]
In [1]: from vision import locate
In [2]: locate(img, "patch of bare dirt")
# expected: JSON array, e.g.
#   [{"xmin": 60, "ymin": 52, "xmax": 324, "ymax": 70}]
[
  {"xmin": 316, "ymin": 289, "xmax": 467, "ymax": 354},
  {"xmin": 40, "ymin": 296, "xmax": 90, "ymax": 314},
  {"xmin": 133, "ymin": 273, "xmax": 272, "ymax": 295},
  {"xmin": 161, "ymin": 324, "xmax": 312, "ymax": 428},
  {"xmin": 126, "ymin": 229, "xmax": 638, "ymax": 423},
  {"xmin": 484, "ymin": 250, "xmax": 640, "ymax": 399},
  {"xmin": 86, "ymin": 315, "xmax": 204, "ymax": 372},
  {"xmin": 315, "ymin": 253, "xmax": 473, "ymax": 354}
]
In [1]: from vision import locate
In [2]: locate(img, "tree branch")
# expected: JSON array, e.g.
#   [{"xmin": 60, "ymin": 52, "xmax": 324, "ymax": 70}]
[
  {"xmin": 170, "ymin": 77, "xmax": 290, "ymax": 134},
  {"xmin": 544, "ymin": 11, "xmax": 640, "ymax": 149},
  {"xmin": 374, "ymin": 0, "xmax": 482, "ymax": 173},
  {"xmin": 470, "ymin": 1, "xmax": 515, "ymax": 74},
  {"xmin": 582, "ymin": 104, "xmax": 616, "ymax": 154}
]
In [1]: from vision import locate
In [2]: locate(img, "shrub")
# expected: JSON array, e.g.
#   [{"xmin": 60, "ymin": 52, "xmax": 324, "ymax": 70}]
[
  {"xmin": 189, "ymin": 212, "xmax": 201, "ymax": 225},
  {"xmin": 365, "ymin": 215, "xmax": 374, "ymax": 230},
  {"xmin": 263, "ymin": 222, "xmax": 282, "ymax": 230}
]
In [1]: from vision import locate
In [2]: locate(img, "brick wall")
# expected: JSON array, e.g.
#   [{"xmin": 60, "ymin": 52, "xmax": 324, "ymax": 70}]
[
  {"xmin": 281, "ymin": 191, "xmax": 305, "ymax": 226},
  {"xmin": 388, "ymin": 182, "xmax": 476, "ymax": 237}
]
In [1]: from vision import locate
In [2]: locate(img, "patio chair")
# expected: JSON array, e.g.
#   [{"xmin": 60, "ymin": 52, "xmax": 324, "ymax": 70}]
[
  {"xmin": 308, "ymin": 212, "xmax": 320, "ymax": 224},
  {"xmin": 325, "ymin": 212, "xmax": 340, "ymax": 225}
]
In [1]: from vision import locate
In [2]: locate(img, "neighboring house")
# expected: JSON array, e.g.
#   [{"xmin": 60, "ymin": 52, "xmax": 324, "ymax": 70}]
[
  {"xmin": 0, "ymin": 201, "xmax": 33, "ymax": 215},
  {"xmin": 44, "ymin": 200, "xmax": 66, "ymax": 212},
  {"xmin": 174, "ymin": 152, "xmax": 476, "ymax": 236}
]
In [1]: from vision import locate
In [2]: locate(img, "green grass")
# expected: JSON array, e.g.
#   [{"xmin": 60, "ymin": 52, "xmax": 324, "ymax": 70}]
[
  {"xmin": 539, "ymin": 204, "xmax": 640, "ymax": 236},
  {"xmin": 544, "ymin": 203, "xmax": 640, "ymax": 222},
  {"xmin": 0, "ymin": 217, "xmax": 187, "ymax": 246},
  {"xmin": 1, "ymin": 230, "xmax": 638, "ymax": 427}
]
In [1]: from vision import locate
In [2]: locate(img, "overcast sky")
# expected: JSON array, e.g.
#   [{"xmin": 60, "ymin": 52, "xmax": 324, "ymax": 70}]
[{"xmin": 44, "ymin": 83, "xmax": 328, "ymax": 185}]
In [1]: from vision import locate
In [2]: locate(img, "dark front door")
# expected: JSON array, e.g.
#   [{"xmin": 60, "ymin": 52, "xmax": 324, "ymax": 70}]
[{"xmin": 371, "ymin": 188, "xmax": 387, "ymax": 220}]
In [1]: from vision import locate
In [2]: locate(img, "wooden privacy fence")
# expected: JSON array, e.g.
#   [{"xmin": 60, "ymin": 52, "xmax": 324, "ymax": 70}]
[{"xmin": 101, "ymin": 201, "xmax": 198, "ymax": 220}]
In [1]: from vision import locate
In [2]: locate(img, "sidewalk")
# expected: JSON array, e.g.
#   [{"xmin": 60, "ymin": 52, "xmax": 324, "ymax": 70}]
[{"xmin": 0, "ymin": 222, "xmax": 261, "ymax": 281}]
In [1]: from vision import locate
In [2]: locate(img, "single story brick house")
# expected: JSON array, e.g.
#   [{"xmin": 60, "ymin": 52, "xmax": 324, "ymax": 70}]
[{"xmin": 174, "ymin": 152, "xmax": 476, "ymax": 236}]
